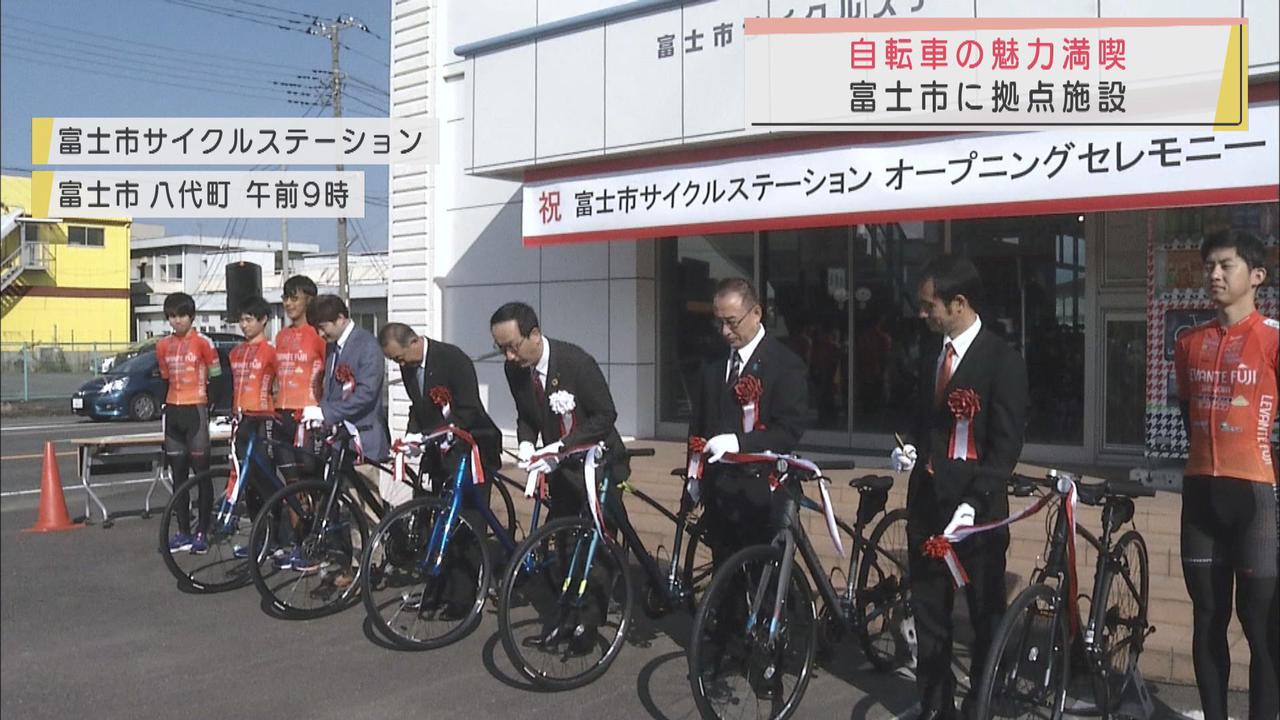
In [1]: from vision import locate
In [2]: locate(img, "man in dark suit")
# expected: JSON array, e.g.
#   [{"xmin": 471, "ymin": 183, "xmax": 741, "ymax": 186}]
[
  {"xmin": 892, "ymin": 256, "xmax": 1029, "ymax": 720},
  {"xmin": 488, "ymin": 301, "xmax": 630, "ymax": 520},
  {"xmin": 380, "ymin": 321, "xmax": 501, "ymax": 617},
  {"xmin": 689, "ymin": 277, "xmax": 809, "ymax": 568},
  {"xmin": 490, "ymin": 301, "xmax": 637, "ymax": 654},
  {"xmin": 378, "ymin": 321, "xmax": 502, "ymax": 475}
]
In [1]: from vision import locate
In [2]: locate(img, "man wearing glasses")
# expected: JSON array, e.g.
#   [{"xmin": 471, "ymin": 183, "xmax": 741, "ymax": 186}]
[
  {"xmin": 689, "ymin": 277, "xmax": 809, "ymax": 571},
  {"xmin": 488, "ymin": 301, "xmax": 631, "ymax": 521}
]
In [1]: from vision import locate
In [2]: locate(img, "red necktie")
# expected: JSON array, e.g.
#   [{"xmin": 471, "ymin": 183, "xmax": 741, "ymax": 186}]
[
  {"xmin": 934, "ymin": 342, "xmax": 956, "ymax": 408},
  {"xmin": 532, "ymin": 369, "xmax": 546, "ymax": 404}
]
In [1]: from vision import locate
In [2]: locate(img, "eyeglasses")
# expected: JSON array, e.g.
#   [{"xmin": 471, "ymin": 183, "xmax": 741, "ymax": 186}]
[
  {"xmin": 493, "ymin": 336, "xmax": 528, "ymax": 355},
  {"xmin": 713, "ymin": 305, "xmax": 757, "ymax": 331}
]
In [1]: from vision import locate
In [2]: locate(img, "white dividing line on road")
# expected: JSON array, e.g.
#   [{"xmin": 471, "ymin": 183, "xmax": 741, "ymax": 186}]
[
  {"xmin": 0, "ymin": 421, "xmax": 97, "ymax": 434},
  {"xmin": 0, "ymin": 477, "xmax": 155, "ymax": 498}
]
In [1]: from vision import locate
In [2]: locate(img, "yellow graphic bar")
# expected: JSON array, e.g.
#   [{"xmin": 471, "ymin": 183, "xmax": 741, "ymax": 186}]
[
  {"xmin": 30, "ymin": 172, "xmax": 53, "ymax": 219},
  {"xmin": 1213, "ymin": 24, "xmax": 1248, "ymax": 131},
  {"xmin": 31, "ymin": 118, "xmax": 53, "ymax": 165}
]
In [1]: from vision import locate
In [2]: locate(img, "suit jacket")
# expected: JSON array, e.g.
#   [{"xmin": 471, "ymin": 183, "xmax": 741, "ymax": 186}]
[
  {"xmin": 688, "ymin": 332, "xmax": 809, "ymax": 477},
  {"xmin": 321, "ymin": 324, "xmax": 390, "ymax": 462},
  {"xmin": 907, "ymin": 327, "xmax": 1029, "ymax": 526},
  {"xmin": 502, "ymin": 338, "xmax": 629, "ymax": 482},
  {"xmin": 402, "ymin": 338, "xmax": 502, "ymax": 472}
]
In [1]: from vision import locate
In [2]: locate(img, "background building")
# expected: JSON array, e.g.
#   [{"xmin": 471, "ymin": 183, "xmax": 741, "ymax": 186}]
[
  {"xmin": 130, "ymin": 235, "xmax": 387, "ymax": 340},
  {"xmin": 1, "ymin": 173, "xmax": 131, "ymax": 346},
  {"xmin": 389, "ymin": 0, "xmax": 1279, "ymax": 470}
]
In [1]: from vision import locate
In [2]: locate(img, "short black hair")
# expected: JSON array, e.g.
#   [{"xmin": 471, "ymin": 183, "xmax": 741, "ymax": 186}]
[
  {"xmin": 1200, "ymin": 230, "xmax": 1268, "ymax": 271},
  {"xmin": 163, "ymin": 292, "xmax": 196, "ymax": 318},
  {"xmin": 377, "ymin": 322, "xmax": 416, "ymax": 348},
  {"xmin": 238, "ymin": 296, "xmax": 271, "ymax": 321},
  {"xmin": 283, "ymin": 275, "xmax": 317, "ymax": 299},
  {"xmin": 308, "ymin": 294, "xmax": 349, "ymax": 325},
  {"xmin": 920, "ymin": 255, "xmax": 983, "ymax": 308},
  {"xmin": 715, "ymin": 277, "xmax": 760, "ymax": 307},
  {"xmin": 489, "ymin": 302, "xmax": 539, "ymax": 337}
]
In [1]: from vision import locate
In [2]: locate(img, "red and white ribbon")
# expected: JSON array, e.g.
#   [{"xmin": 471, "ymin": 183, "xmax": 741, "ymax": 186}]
[
  {"xmin": 740, "ymin": 403, "xmax": 758, "ymax": 434},
  {"xmin": 522, "ymin": 441, "xmax": 598, "ymax": 500},
  {"xmin": 559, "ymin": 411, "xmax": 575, "ymax": 438},
  {"xmin": 331, "ymin": 420, "xmax": 364, "ymax": 464},
  {"xmin": 713, "ymin": 449, "xmax": 845, "ymax": 558},
  {"xmin": 292, "ymin": 409, "xmax": 307, "ymax": 447},
  {"xmin": 685, "ymin": 437, "xmax": 708, "ymax": 502},
  {"xmin": 948, "ymin": 417, "xmax": 978, "ymax": 461}
]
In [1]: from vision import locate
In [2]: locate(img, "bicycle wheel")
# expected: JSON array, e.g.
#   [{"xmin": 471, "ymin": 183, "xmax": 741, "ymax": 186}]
[
  {"xmin": 247, "ymin": 479, "xmax": 370, "ymax": 619},
  {"xmin": 158, "ymin": 471, "xmax": 267, "ymax": 593},
  {"xmin": 497, "ymin": 516, "xmax": 634, "ymax": 690},
  {"xmin": 854, "ymin": 507, "xmax": 914, "ymax": 672},
  {"xmin": 976, "ymin": 583, "xmax": 1070, "ymax": 720},
  {"xmin": 1090, "ymin": 530, "xmax": 1149, "ymax": 713},
  {"xmin": 488, "ymin": 475, "xmax": 519, "ymax": 543},
  {"xmin": 688, "ymin": 544, "xmax": 818, "ymax": 720},
  {"xmin": 361, "ymin": 496, "xmax": 492, "ymax": 649}
]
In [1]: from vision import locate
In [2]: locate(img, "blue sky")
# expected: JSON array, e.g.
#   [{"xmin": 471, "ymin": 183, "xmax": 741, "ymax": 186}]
[{"xmin": 0, "ymin": 0, "xmax": 390, "ymax": 253}]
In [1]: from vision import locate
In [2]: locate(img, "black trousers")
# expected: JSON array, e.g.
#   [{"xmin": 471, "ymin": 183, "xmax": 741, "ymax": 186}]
[
  {"xmin": 907, "ymin": 512, "xmax": 1009, "ymax": 716},
  {"xmin": 703, "ymin": 465, "xmax": 777, "ymax": 568}
]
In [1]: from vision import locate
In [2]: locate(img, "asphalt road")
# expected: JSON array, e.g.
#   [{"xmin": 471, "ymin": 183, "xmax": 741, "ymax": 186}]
[{"xmin": 0, "ymin": 419, "xmax": 1247, "ymax": 720}]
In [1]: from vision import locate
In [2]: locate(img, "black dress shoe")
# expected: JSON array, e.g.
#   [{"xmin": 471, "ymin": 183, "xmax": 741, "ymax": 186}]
[{"xmin": 564, "ymin": 624, "xmax": 596, "ymax": 657}]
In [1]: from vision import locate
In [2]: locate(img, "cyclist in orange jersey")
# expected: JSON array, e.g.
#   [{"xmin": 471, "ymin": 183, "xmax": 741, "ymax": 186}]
[
  {"xmin": 1174, "ymin": 229, "xmax": 1278, "ymax": 720},
  {"xmin": 159, "ymin": 292, "xmax": 222, "ymax": 555},
  {"xmin": 273, "ymin": 275, "xmax": 326, "ymax": 485}
]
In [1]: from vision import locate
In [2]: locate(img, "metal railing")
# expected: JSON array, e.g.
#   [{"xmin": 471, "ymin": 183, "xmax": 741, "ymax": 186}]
[{"xmin": 0, "ymin": 341, "xmax": 135, "ymax": 402}]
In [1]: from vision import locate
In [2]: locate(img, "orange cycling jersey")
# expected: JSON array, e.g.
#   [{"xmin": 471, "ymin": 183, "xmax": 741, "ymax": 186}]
[
  {"xmin": 230, "ymin": 340, "xmax": 277, "ymax": 414},
  {"xmin": 275, "ymin": 323, "xmax": 326, "ymax": 410},
  {"xmin": 157, "ymin": 332, "xmax": 220, "ymax": 406},
  {"xmin": 1175, "ymin": 311, "xmax": 1279, "ymax": 485}
]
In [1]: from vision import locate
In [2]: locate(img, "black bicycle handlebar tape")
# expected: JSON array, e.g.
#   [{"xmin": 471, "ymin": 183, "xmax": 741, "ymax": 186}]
[
  {"xmin": 627, "ymin": 448, "xmax": 656, "ymax": 458},
  {"xmin": 818, "ymin": 459, "xmax": 858, "ymax": 471}
]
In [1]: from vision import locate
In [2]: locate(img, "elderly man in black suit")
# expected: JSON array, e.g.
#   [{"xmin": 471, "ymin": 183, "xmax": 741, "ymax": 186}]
[
  {"xmin": 891, "ymin": 255, "xmax": 1029, "ymax": 720},
  {"xmin": 688, "ymin": 277, "xmax": 809, "ymax": 569}
]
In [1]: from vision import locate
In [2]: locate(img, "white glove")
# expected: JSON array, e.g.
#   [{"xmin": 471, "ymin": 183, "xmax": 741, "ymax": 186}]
[
  {"xmin": 525, "ymin": 441, "xmax": 564, "ymax": 475},
  {"xmin": 890, "ymin": 443, "xmax": 917, "ymax": 472},
  {"xmin": 400, "ymin": 432, "xmax": 425, "ymax": 456},
  {"xmin": 301, "ymin": 405, "xmax": 325, "ymax": 427},
  {"xmin": 943, "ymin": 503, "xmax": 976, "ymax": 538},
  {"xmin": 705, "ymin": 433, "xmax": 739, "ymax": 463},
  {"xmin": 517, "ymin": 441, "xmax": 536, "ymax": 465}
]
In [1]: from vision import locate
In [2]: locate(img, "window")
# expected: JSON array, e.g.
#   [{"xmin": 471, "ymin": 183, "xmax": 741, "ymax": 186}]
[
  {"xmin": 168, "ymin": 262, "xmax": 183, "ymax": 280},
  {"xmin": 67, "ymin": 226, "xmax": 104, "ymax": 247}
]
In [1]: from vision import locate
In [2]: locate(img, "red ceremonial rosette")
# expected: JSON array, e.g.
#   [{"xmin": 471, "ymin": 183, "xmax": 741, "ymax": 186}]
[
  {"xmin": 429, "ymin": 386, "xmax": 453, "ymax": 408},
  {"xmin": 921, "ymin": 536, "xmax": 953, "ymax": 559},
  {"xmin": 688, "ymin": 436, "xmax": 707, "ymax": 454},
  {"xmin": 733, "ymin": 375, "xmax": 763, "ymax": 406},
  {"xmin": 334, "ymin": 363, "xmax": 354, "ymax": 385},
  {"xmin": 947, "ymin": 387, "xmax": 981, "ymax": 421}
]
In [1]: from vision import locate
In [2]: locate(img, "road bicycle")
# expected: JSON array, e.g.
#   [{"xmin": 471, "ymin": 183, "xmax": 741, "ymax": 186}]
[
  {"xmin": 685, "ymin": 455, "xmax": 914, "ymax": 720},
  {"xmin": 360, "ymin": 428, "xmax": 541, "ymax": 649},
  {"xmin": 972, "ymin": 470, "xmax": 1154, "ymax": 720}
]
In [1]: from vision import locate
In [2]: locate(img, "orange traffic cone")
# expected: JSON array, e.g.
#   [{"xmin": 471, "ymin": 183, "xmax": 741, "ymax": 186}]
[{"xmin": 24, "ymin": 441, "xmax": 84, "ymax": 533}]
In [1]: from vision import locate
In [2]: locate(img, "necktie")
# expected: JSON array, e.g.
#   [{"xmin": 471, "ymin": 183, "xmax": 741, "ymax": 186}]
[
  {"xmin": 727, "ymin": 351, "xmax": 742, "ymax": 387},
  {"xmin": 532, "ymin": 368, "xmax": 546, "ymax": 404},
  {"xmin": 934, "ymin": 341, "xmax": 956, "ymax": 407}
]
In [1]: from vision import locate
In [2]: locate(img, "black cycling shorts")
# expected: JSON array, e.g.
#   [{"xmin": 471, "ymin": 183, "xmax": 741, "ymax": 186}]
[{"xmin": 1181, "ymin": 474, "xmax": 1279, "ymax": 579}]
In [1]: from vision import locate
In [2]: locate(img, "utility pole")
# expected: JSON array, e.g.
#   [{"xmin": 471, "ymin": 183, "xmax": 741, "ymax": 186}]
[{"xmin": 309, "ymin": 15, "xmax": 366, "ymax": 304}]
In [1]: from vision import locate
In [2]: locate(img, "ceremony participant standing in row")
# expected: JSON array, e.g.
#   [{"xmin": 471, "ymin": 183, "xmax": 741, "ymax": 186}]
[
  {"xmin": 893, "ymin": 256, "xmax": 1029, "ymax": 720},
  {"xmin": 1175, "ymin": 230, "xmax": 1278, "ymax": 720}
]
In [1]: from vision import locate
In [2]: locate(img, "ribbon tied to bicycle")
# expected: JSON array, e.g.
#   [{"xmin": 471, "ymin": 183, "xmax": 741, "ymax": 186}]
[
  {"xmin": 686, "ymin": 436, "xmax": 845, "ymax": 558},
  {"xmin": 522, "ymin": 442, "xmax": 610, "ymax": 539},
  {"xmin": 923, "ymin": 472, "xmax": 1081, "ymax": 629},
  {"xmin": 391, "ymin": 423, "xmax": 486, "ymax": 492}
]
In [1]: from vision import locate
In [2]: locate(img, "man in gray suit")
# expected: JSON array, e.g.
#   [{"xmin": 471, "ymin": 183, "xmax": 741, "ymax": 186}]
[{"xmin": 303, "ymin": 293, "xmax": 391, "ymax": 474}]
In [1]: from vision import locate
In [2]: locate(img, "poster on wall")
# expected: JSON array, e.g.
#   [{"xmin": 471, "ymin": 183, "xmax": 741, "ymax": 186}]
[{"xmin": 1145, "ymin": 204, "xmax": 1280, "ymax": 459}]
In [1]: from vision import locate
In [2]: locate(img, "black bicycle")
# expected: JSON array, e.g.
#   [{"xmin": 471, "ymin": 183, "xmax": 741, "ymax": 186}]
[
  {"xmin": 973, "ymin": 470, "xmax": 1154, "ymax": 720},
  {"xmin": 245, "ymin": 423, "xmax": 517, "ymax": 619},
  {"xmin": 686, "ymin": 456, "xmax": 914, "ymax": 720},
  {"xmin": 495, "ymin": 443, "xmax": 718, "ymax": 691}
]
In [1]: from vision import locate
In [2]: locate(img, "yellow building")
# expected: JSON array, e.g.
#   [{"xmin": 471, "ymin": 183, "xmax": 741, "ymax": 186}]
[{"xmin": 1, "ymin": 174, "xmax": 131, "ymax": 345}]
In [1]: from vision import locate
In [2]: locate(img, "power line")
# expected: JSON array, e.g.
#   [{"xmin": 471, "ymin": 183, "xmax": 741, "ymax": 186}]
[
  {"xmin": 0, "ymin": 11, "xmax": 320, "ymax": 73},
  {"xmin": 156, "ymin": 0, "xmax": 311, "ymax": 32}
]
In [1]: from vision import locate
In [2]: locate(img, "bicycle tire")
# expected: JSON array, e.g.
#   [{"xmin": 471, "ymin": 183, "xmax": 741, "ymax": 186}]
[
  {"xmin": 489, "ymin": 475, "xmax": 520, "ymax": 543},
  {"xmin": 1090, "ymin": 530, "xmax": 1149, "ymax": 713},
  {"xmin": 853, "ymin": 507, "xmax": 914, "ymax": 672},
  {"xmin": 360, "ymin": 496, "xmax": 492, "ymax": 649},
  {"xmin": 976, "ymin": 583, "xmax": 1070, "ymax": 720},
  {"xmin": 687, "ymin": 544, "xmax": 818, "ymax": 720},
  {"xmin": 247, "ymin": 479, "xmax": 370, "ymax": 619},
  {"xmin": 158, "ymin": 471, "xmax": 266, "ymax": 593},
  {"xmin": 497, "ymin": 516, "xmax": 634, "ymax": 691}
]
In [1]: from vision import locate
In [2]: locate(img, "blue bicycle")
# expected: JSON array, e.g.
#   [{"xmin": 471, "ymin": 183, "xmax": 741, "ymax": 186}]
[
  {"xmin": 360, "ymin": 428, "xmax": 534, "ymax": 649},
  {"xmin": 158, "ymin": 414, "xmax": 287, "ymax": 593}
]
